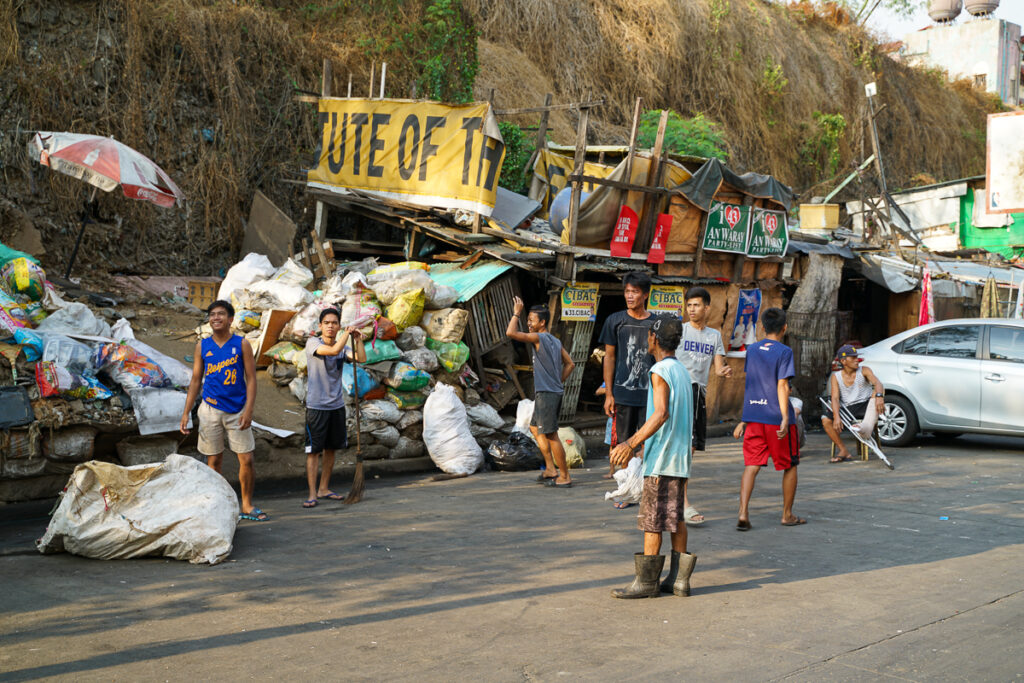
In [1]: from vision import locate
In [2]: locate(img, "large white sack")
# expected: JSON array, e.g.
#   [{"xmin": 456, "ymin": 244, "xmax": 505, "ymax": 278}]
[
  {"xmin": 513, "ymin": 399, "xmax": 534, "ymax": 434},
  {"xmin": 35, "ymin": 302, "xmax": 112, "ymax": 338},
  {"xmin": 270, "ymin": 258, "xmax": 314, "ymax": 288},
  {"xmin": 422, "ymin": 383, "xmax": 482, "ymax": 475},
  {"xmin": 239, "ymin": 279, "xmax": 315, "ymax": 311},
  {"xmin": 37, "ymin": 454, "xmax": 238, "ymax": 564},
  {"xmin": 371, "ymin": 271, "xmax": 436, "ymax": 306},
  {"xmin": 218, "ymin": 252, "xmax": 274, "ymax": 300},
  {"xmin": 360, "ymin": 399, "xmax": 402, "ymax": 424},
  {"xmin": 604, "ymin": 455, "xmax": 643, "ymax": 505}
]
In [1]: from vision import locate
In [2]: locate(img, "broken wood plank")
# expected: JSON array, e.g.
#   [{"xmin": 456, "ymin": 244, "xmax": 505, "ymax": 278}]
[
  {"xmin": 310, "ymin": 228, "xmax": 333, "ymax": 278},
  {"xmin": 493, "ymin": 99, "xmax": 605, "ymax": 116}
]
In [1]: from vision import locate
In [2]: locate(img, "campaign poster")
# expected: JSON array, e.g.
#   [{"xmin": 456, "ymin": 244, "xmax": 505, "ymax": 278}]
[
  {"xmin": 560, "ymin": 282, "xmax": 600, "ymax": 321},
  {"xmin": 727, "ymin": 288, "xmax": 762, "ymax": 355},
  {"xmin": 647, "ymin": 285, "xmax": 687, "ymax": 318}
]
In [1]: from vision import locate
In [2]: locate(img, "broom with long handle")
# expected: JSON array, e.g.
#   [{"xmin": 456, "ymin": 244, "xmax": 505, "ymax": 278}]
[{"xmin": 344, "ymin": 335, "xmax": 366, "ymax": 504}]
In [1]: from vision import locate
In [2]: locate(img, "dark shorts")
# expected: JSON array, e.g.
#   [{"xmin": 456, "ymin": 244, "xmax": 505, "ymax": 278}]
[
  {"xmin": 692, "ymin": 383, "xmax": 707, "ymax": 451},
  {"xmin": 531, "ymin": 391, "xmax": 562, "ymax": 434},
  {"xmin": 742, "ymin": 422, "xmax": 800, "ymax": 471},
  {"xmin": 613, "ymin": 404, "xmax": 646, "ymax": 447},
  {"xmin": 822, "ymin": 398, "xmax": 869, "ymax": 422},
  {"xmin": 305, "ymin": 406, "xmax": 347, "ymax": 455},
  {"xmin": 638, "ymin": 475, "xmax": 688, "ymax": 533}
]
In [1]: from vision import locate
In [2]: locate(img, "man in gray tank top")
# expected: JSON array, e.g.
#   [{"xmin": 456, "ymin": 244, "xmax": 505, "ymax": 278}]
[
  {"xmin": 507, "ymin": 296, "xmax": 576, "ymax": 487},
  {"xmin": 823, "ymin": 344, "xmax": 885, "ymax": 462}
]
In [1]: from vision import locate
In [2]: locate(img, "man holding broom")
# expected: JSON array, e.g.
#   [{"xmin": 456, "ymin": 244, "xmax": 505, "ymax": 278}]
[{"xmin": 302, "ymin": 308, "xmax": 365, "ymax": 508}]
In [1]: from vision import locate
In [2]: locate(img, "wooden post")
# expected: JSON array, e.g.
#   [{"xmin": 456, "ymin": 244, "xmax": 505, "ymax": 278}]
[
  {"xmin": 347, "ymin": 73, "xmax": 352, "ymax": 98},
  {"xmin": 314, "ymin": 59, "xmax": 332, "ymax": 239},
  {"xmin": 635, "ymin": 109, "xmax": 669, "ymax": 254},
  {"xmin": 368, "ymin": 61, "xmax": 375, "ymax": 98},
  {"xmin": 379, "ymin": 62, "xmax": 387, "ymax": 99},
  {"xmin": 565, "ymin": 96, "xmax": 591, "ymax": 251},
  {"xmin": 522, "ymin": 93, "xmax": 553, "ymax": 182},
  {"xmin": 623, "ymin": 97, "xmax": 642, "ymax": 189}
]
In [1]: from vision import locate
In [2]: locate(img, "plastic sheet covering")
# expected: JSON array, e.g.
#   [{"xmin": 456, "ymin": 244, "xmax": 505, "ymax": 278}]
[
  {"xmin": 130, "ymin": 387, "xmax": 191, "ymax": 436},
  {"xmin": 37, "ymin": 454, "xmax": 239, "ymax": 564}
]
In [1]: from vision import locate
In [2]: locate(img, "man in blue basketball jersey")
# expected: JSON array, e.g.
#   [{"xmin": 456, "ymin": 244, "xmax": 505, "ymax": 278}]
[{"xmin": 181, "ymin": 300, "xmax": 266, "ymax": 521}]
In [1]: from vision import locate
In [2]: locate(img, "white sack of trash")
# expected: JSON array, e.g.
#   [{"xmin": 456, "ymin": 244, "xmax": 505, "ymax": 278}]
[{"xmin": 37, "ymin": 454, "xmax": 239, "ymax": 565}]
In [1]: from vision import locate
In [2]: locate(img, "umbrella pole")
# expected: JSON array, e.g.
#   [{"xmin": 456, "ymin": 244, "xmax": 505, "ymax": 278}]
[{"xmin": 65, "ymin": 187, "xmax": 98, "ymax": 280}]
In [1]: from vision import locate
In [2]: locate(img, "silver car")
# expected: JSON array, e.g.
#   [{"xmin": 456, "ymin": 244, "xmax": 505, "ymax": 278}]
[{"xmin": 856, "ymin": 318, "xmax": 1024, "ymax": 446}]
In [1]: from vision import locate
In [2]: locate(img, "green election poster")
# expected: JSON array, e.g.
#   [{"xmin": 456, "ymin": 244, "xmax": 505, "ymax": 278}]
[{"xmin": 702, "ymin": 201, "xmax": 749, "ymax": 254}]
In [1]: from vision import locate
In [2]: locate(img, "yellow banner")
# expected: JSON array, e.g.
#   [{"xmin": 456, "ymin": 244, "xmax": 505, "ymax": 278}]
[
  {"xmin": 307, "ymin": 98, "xmax": 505, "ymax": 214},
  {"xmin": 561, "ymin": 282, "xmax": 600, "ymax": 321},
  {"xmin": 648, "ymin": 285, "xmax": 688, "ymax": 317},
  {"xmin": 534, "ymin": 149, "xmax": 616, "ymax": 215}
]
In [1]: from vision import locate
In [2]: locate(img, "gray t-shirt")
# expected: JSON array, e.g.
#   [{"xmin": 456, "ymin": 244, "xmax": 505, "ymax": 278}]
[
  {"xmin": 532, "ymin": 332, "xmax": 564, "ymax": 394},
  {"xmin": 675, "ymin": 323, "xmax": 725, "ymax": 387},
  {"xmin": 305, "ymin": 336, "xmax": 346, "ymax": 411}
]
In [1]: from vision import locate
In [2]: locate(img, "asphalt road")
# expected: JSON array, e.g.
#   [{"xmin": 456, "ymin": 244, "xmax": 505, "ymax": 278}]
[{"xmin": 1, "ymin": 432, "xmax": 1022, "ymax": 681}]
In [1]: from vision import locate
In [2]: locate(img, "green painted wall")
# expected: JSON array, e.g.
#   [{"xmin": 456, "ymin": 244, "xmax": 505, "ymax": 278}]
[{"xmin": 960, "ymin": 189, "xmax": 1024, "ymax": 259}]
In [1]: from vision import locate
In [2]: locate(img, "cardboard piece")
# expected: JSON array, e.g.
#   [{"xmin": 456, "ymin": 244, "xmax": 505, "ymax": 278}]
[
  {"xmin": 242, "ymin": 191, "xmax": 296, "ymax": 268},
  {"xmin": 255, "ymin": 309, "xmax": 296, "ymax": 367}
]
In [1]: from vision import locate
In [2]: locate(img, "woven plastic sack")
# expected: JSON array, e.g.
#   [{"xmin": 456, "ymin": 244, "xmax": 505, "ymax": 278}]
[
  {"xmin": 363, "ymin": 339, "xmax": 401, "ymax": 365},
  {"xmin": 360, "ymin": 399, "xmax": 402, "ymax": 424},
  {"xmin": 269, "ymin": 258, "xmax": 313, "ymax": 287},
  {"xmin": 385, "ymin": 361, "xmax": 430, "ymax": 391},
  {"xmin": 386, "ymin": 288, "xmax": 425, "ymax": 332},
  {"xmin": 396, "ymin": 325, "xmax": 426, "ymax": 351},
  {"xmin": 422, "ymin": 383, "xmax": 482, "ymax": 475},
  {"xmin": 218, "ymin": 252, "xmax": 274, "ymax": 300},
  {"xmin": 421, "ymin": 308, "xmax": 468, "ymax": 343},
  {"xmin": 371, "ymin": 271, "xmax": 436, "ymax": 305},
  {"xmin": 265, "ymin": 341, "xmax": 302, "ymax": 363},
  {"xmin": 37, "ymin": 454, "xmax": 239, "ymax": 564},
  {"xmin": 342, "ymin": 363, "xmax": 379, "ymax": 398},
  {"xmin": 386, "ymin": 387, "xmax": 427, "ymax": 410},
  {"xmin": 340, "ymin": 290, "xmax": 382, "ymax": 329},
  {"xmin": 401, "ymin": 347, "xmax": 438, "ymax": 373},
  {"xmin": 94, "ymin": 343, "xmax": 171, "ymax": 390},
  {"xmin": 2, "ymin": 257, "xmax": 45, "ymax": 301},
  {"xmin": 367, "ymin": 261, "xmax": 429, "ymax": 284}
]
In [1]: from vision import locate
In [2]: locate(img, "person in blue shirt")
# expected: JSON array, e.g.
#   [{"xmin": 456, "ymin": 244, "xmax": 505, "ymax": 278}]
[
  {"xmin": 609, "ymin": 316, "xmax": 696, "ymax": 599},
  {"xmin": 732, "ymin": 307, "xmax": 805, "ymax": 531},
  {"xmin": 181, "ymin": 300, "xmax": 265, "ymax": 522}
]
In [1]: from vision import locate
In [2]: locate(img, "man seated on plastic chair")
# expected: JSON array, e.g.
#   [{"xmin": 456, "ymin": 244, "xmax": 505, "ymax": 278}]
[{"xmin": 820, "ymin": 344, "xmax": 885, "ymax": 463}]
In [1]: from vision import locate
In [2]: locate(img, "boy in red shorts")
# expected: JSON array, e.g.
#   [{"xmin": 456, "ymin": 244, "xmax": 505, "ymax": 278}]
[{"xmin": 732, "ymin": 307, "xmax": 806, "ymax": 530}]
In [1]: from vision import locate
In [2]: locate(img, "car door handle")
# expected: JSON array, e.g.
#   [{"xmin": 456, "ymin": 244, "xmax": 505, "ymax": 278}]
[
  {"xmin": 984, "ymin": 374, "xmax": 1005, "ymax": 383},
  {"xmin": 903, "ymin": 366, "xmax": 922, "ymax": 374}
]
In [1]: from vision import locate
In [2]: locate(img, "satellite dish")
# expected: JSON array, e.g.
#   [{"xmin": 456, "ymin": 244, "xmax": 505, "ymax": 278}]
[{"xmin": 928, "ymin": 0, "xmax": 963, "ymax": 22}]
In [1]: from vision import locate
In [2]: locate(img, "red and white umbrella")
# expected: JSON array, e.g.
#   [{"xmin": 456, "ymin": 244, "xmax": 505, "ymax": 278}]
[{"xmin": 29, "ymin": 131, "xmax": 184, "ymax": 208}]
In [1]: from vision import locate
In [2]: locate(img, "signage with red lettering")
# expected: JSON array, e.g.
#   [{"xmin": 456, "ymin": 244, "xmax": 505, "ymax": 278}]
[
  {"xmin": 646, "ymin": 213, "xmax": 673, "ymax": 264},
  {"xmin": 610, "ymin": 205, "xmax": 639, "ymax": 257}
]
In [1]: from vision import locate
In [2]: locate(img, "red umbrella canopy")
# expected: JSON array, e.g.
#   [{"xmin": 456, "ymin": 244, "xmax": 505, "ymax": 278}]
[{"xmin": 29, "ymin": 132, "xmax": 184, "ymax": 208}]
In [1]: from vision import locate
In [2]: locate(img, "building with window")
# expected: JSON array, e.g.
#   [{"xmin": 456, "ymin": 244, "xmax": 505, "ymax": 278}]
[{"xmin": 901, "ymin": 18, "xmax": 1022, "ymax": 105}]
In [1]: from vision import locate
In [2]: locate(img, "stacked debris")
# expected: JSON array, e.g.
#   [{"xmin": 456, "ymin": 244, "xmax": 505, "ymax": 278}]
[
  {"xmin": 217, "ymin": 255, "xmax": 512, "ymax": 474},
  {"xmin": 0, "ymin": 242, "xmax": 193, "ymax": 483}
]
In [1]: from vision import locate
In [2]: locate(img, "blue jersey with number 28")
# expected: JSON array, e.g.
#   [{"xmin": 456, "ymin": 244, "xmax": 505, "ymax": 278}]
[{"xmin": 201, "ymin": 335, "xmax": 247, "ymax": 414}]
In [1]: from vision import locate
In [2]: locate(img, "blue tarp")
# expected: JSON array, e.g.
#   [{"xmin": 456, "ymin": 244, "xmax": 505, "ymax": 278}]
[{"xmin": 430, "ymin": 260, "xmax": 512, "ymax": 302}]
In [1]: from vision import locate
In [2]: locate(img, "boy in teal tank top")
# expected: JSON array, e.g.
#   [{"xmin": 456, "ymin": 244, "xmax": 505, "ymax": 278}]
[{"xmin": 180, "ymin": 300, "xmax": 266, "ymax": 522}]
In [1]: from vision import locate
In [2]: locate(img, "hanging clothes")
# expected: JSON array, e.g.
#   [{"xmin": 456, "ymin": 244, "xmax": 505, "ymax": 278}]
[
  {"xmin": 980, "ymin": 276, "xmax": 1000, "ymax": 318},
  {"xmin": 918, "ymin": 267, "xmax": 935, "ymax": 326}
]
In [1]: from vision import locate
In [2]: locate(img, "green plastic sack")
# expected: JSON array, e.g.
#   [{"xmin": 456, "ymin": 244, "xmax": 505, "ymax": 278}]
[
  {"xmin": 363, "ymin": 339, "xmax": 401, "ymax": 364},
  {"xmin": 386, "ymin": 288, "xmax": 425, "ymax": 332},
  {"xmin": 385, "ymin": 361, "xmax": 430, "ymax": 391},
  {"xmin": 425, "ymin": 337, "xmax": 470, "ymax": 373},
  {"xmin": 265, "ymin": 341, "xmax": 302, "ymax": 363},
  {"xmin": 387, "ymin": 387, "xmax": 427, "ymax": 410},
  {"xmin": 0, "ymin": 243, "xmax": 39, "ymax": 268}
]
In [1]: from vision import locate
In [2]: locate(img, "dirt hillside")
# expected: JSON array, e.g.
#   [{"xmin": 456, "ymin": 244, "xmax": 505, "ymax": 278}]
[{"xmin": 0, "ymin": 1, "xmax": 1002, "ymax": 277}]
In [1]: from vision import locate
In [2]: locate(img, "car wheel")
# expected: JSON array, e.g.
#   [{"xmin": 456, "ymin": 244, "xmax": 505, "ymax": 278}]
[{"xmin": 879, "ymin": 395, "xmax": 918, "ymax": 447}]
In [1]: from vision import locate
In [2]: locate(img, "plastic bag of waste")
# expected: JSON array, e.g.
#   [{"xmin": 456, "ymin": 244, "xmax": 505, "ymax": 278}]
[
  {"xmin": 604, "ymin": 455, "xmax": 643, "ymax": 505},
  {"xmin": 94, "ymin": 343, "xmax": 170, "ymax": 390},
  {"xmin": 35, "ymin": 302, "xmax": 111, "ymax": 338},
  {"xmin": 466, "ymin": 402, "xmax": 504, "ymax": 430},
  {"xmin": 268, "ymin": 360, "xmax": 297, "ymax": 386},
  {"xmin": 371, "ymin": 271, "xmax": 436, "ymax": 306},
  {"xmin": 265, "ymin": 341, "xmax": 303, "ymax": 364},
  {"xmin": 422, "ymin": 383, "xmax": 482, "ymax": 475},
  {"xmin": 42, "ymin": 334, "xmax": 94, "ymax": 374},
  {"xmin": 370, "ymin": 425, "xmax": 400, "ymax": 447},
  {"xmin": 427, "ymin": 284, "xmax": 460, "ymax": 309},
  {"xmin": 340, "ymin": 290, "xmax": 382, "ymax": 329},
  {"xmin": 425, "ymin": 338, "xmax": 470, "ymax": 373},
  {"xmin": 386, "ymin": 288, "xmax": 425, "ymax": 332},
  {"xmin": 270, "ymin": 258, "xmax": 313, "ymax": 288},
  {"xmin": 390, "ymin": 436, "xmax": 423, "ymax": 459},
  {"xmin": 342, "ymin": 363, "xmax": 379, "ymax": 398},
  {"xmin": 401, "ymin": 347, "xmax": 438, "ymax": 373},
  {"xmin": 486, "ymin": 432, "xmax": 544, "ymax": 472},
  {"xmin": 35, "ymin": 361, "xmax": 113, "ymax": 400},
  {"xmin": 384, "ymin": 361, "xmax": 431, "ymax": 392},
  {"xmin": 238, "ymin": 280, "xmax": 314, "ymax": 311},
  {"xmin": 363, "ymin": 339, "xmax": 401, "ymax": 365},
  {"xmin": 289, "ymin": 375, "xmax": 306, "ymax": 403},
  {"xmin": 37, "ymin": 454, "xmax": 239, "ymax": 564},
  {"xmin": 360, "ymin": 399, "xmax": 402, "ymax": 424},
  {"xmin": 218, "ymin": 252, "xmax": 274, "ymax": 300},
  {"xmin": 557, "ymin": 427, "xmax": 586, "ymax": 468},
  {"xmin": 396, "ymin": 409, "xmax": 422, "ymax": 430},
  {"xmin": 420, "ymin": 308, "xmax": 468, "ymax": 343},
  {"xmin": 367, "ymin": 261, "xmax": 429, "ymax": 284},
  {"xmin": 126, "ymin": 339, "xmax": 193, "ymax": 389},
  {"xmin": 396, "ymin": 325, "xmax": 426, "ymax": 351},
  {"xmin": 513, "ymin": 399, "xmax": 534, "ymax": 434},
  {"xmin": 2, "ymin": 257, "xmax": 45, "ymax": 301}
]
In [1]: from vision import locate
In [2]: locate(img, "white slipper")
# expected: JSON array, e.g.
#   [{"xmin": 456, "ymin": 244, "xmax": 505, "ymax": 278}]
[{"xmin": 684, "ymin": 505, "xmax": 706, "ymax": 527}]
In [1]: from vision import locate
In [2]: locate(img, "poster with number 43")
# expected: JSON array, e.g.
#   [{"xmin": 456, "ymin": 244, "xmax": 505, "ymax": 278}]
[{"xmin": 701, "ymin": 201, "xmax": 788, "ymax": 258}]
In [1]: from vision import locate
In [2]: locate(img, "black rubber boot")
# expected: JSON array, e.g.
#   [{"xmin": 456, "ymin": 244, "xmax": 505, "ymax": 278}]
[
  {"xmin": 611, "ymin": 553, "xmax": 665, "ymax": 599},
  {"xmin": 660, "ymin": 551, "xmax": 697, "ymax": 596}
]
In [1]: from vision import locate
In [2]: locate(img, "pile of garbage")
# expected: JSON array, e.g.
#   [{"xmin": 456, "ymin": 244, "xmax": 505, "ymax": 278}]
[
  {"xmin": 0, "ymin": 242, "xmax": 195, "ymax": 481},
  {"xmin": 216, "ymin": 254, "xmax": 512, "ymax": 475}
]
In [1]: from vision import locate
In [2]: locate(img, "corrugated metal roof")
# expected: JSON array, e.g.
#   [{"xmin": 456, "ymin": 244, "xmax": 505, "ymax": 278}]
[{"xmin": 430, "ymin": 260, "xmax": 513, "ymax": 302}]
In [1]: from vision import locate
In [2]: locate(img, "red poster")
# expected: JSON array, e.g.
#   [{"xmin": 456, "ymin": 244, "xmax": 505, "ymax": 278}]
[
  {"xmin": 610, "ymin": 205, "xmax": 639, "ymax": 257},
  {"xmin": 647, "ymin": 213, "xmax": 673, "ymax": 264}
]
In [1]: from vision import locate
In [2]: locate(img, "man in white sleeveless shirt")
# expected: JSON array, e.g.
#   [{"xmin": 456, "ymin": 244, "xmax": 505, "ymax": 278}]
[{"xmin": 822, "ymin": 344, "xmax": 885, "ymax": 463}]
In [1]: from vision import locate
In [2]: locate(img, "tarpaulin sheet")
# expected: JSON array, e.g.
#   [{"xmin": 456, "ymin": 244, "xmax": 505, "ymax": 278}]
[
  {"xmin": 672, "ymin": 158, "xmax": 796, "ymax": 212},
  {"xmin": 430, "ymin": 260, "xmax": 512, "ymax": 302},
  {"xmin": 787, "ymin": 240, "xmax": 854, "ymax": 258}
]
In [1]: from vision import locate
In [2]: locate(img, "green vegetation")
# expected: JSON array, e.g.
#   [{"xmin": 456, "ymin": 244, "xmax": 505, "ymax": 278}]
[
  {"xmin": 637, "ymin": 110, "xmax": 728, "ymax": 160},
  {"xmin": 800, "ymin": 111, "xmax": 847, "ymax": 176},
  {"xmin": 497, "ymin": 121, "xmax": 533, "ymax": 194}
]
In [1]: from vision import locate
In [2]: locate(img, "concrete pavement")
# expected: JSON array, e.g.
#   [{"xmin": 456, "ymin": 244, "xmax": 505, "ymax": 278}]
[{"xmin": 0, "ymin": 432, "xmax": 1022, "ymax": 681}]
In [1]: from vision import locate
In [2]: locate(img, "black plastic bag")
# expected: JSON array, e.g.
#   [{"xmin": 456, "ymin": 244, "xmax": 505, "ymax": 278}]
[{"xmin": 486, "ymin": 432, "xmax": 544, "ymax": 471}]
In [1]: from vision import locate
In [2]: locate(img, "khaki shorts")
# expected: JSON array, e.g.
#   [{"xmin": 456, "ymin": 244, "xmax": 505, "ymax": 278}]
[{"xmin": 198, "ymin": 401, "xmax": 255, "ymax": 456}]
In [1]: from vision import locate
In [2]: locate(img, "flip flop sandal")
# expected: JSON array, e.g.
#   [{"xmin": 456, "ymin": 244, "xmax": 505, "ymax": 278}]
[
  {"xmin": 318, "ymin": 491, "xmax": 344, "ymax": 500},
  {"xmin": 302, "ymin": 499, "xmax": 318, "ymax": 508},
  {"xmin": 781, "ymin": 517, "xmax": 807, "ymax": 526},
  {"xmin": 544, "ymin": 479, "xmax": 573, "ymax": 488},
  {"xmin": 829, "ymin": 455, "xmax": 853, "ymax": 463},
  {"xmin": 684, "ymin": 505, "xmax": 706, "ymax": 526},
  {"xmin": 536, "ymin": 474, "xmax": 558, "ymax": 483},
  {"xmin": 736, "ymin": 519, "xmax": 752, "ymax": 531},
  {"xmin": 613, "ymin": 501, "xmax": 633, "ymax": 509},
  {"xmin": 240, "ymin": 507, "xmax": 270, "ymax": 522}
]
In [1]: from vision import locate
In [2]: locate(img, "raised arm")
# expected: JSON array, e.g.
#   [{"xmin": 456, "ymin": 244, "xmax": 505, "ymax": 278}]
[{"xmin": 506, "ymin": 296, "xmax": 539, "ymax": 344}]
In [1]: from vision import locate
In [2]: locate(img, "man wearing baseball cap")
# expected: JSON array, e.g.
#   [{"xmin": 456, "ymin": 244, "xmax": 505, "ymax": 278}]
[
  {"xmin": 822, "ymin": 344, "xmax": 885, "ymax": 463},
  {"xmin": 609, "ymin": 316, "xmax": 697, "ymax": 599}
]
